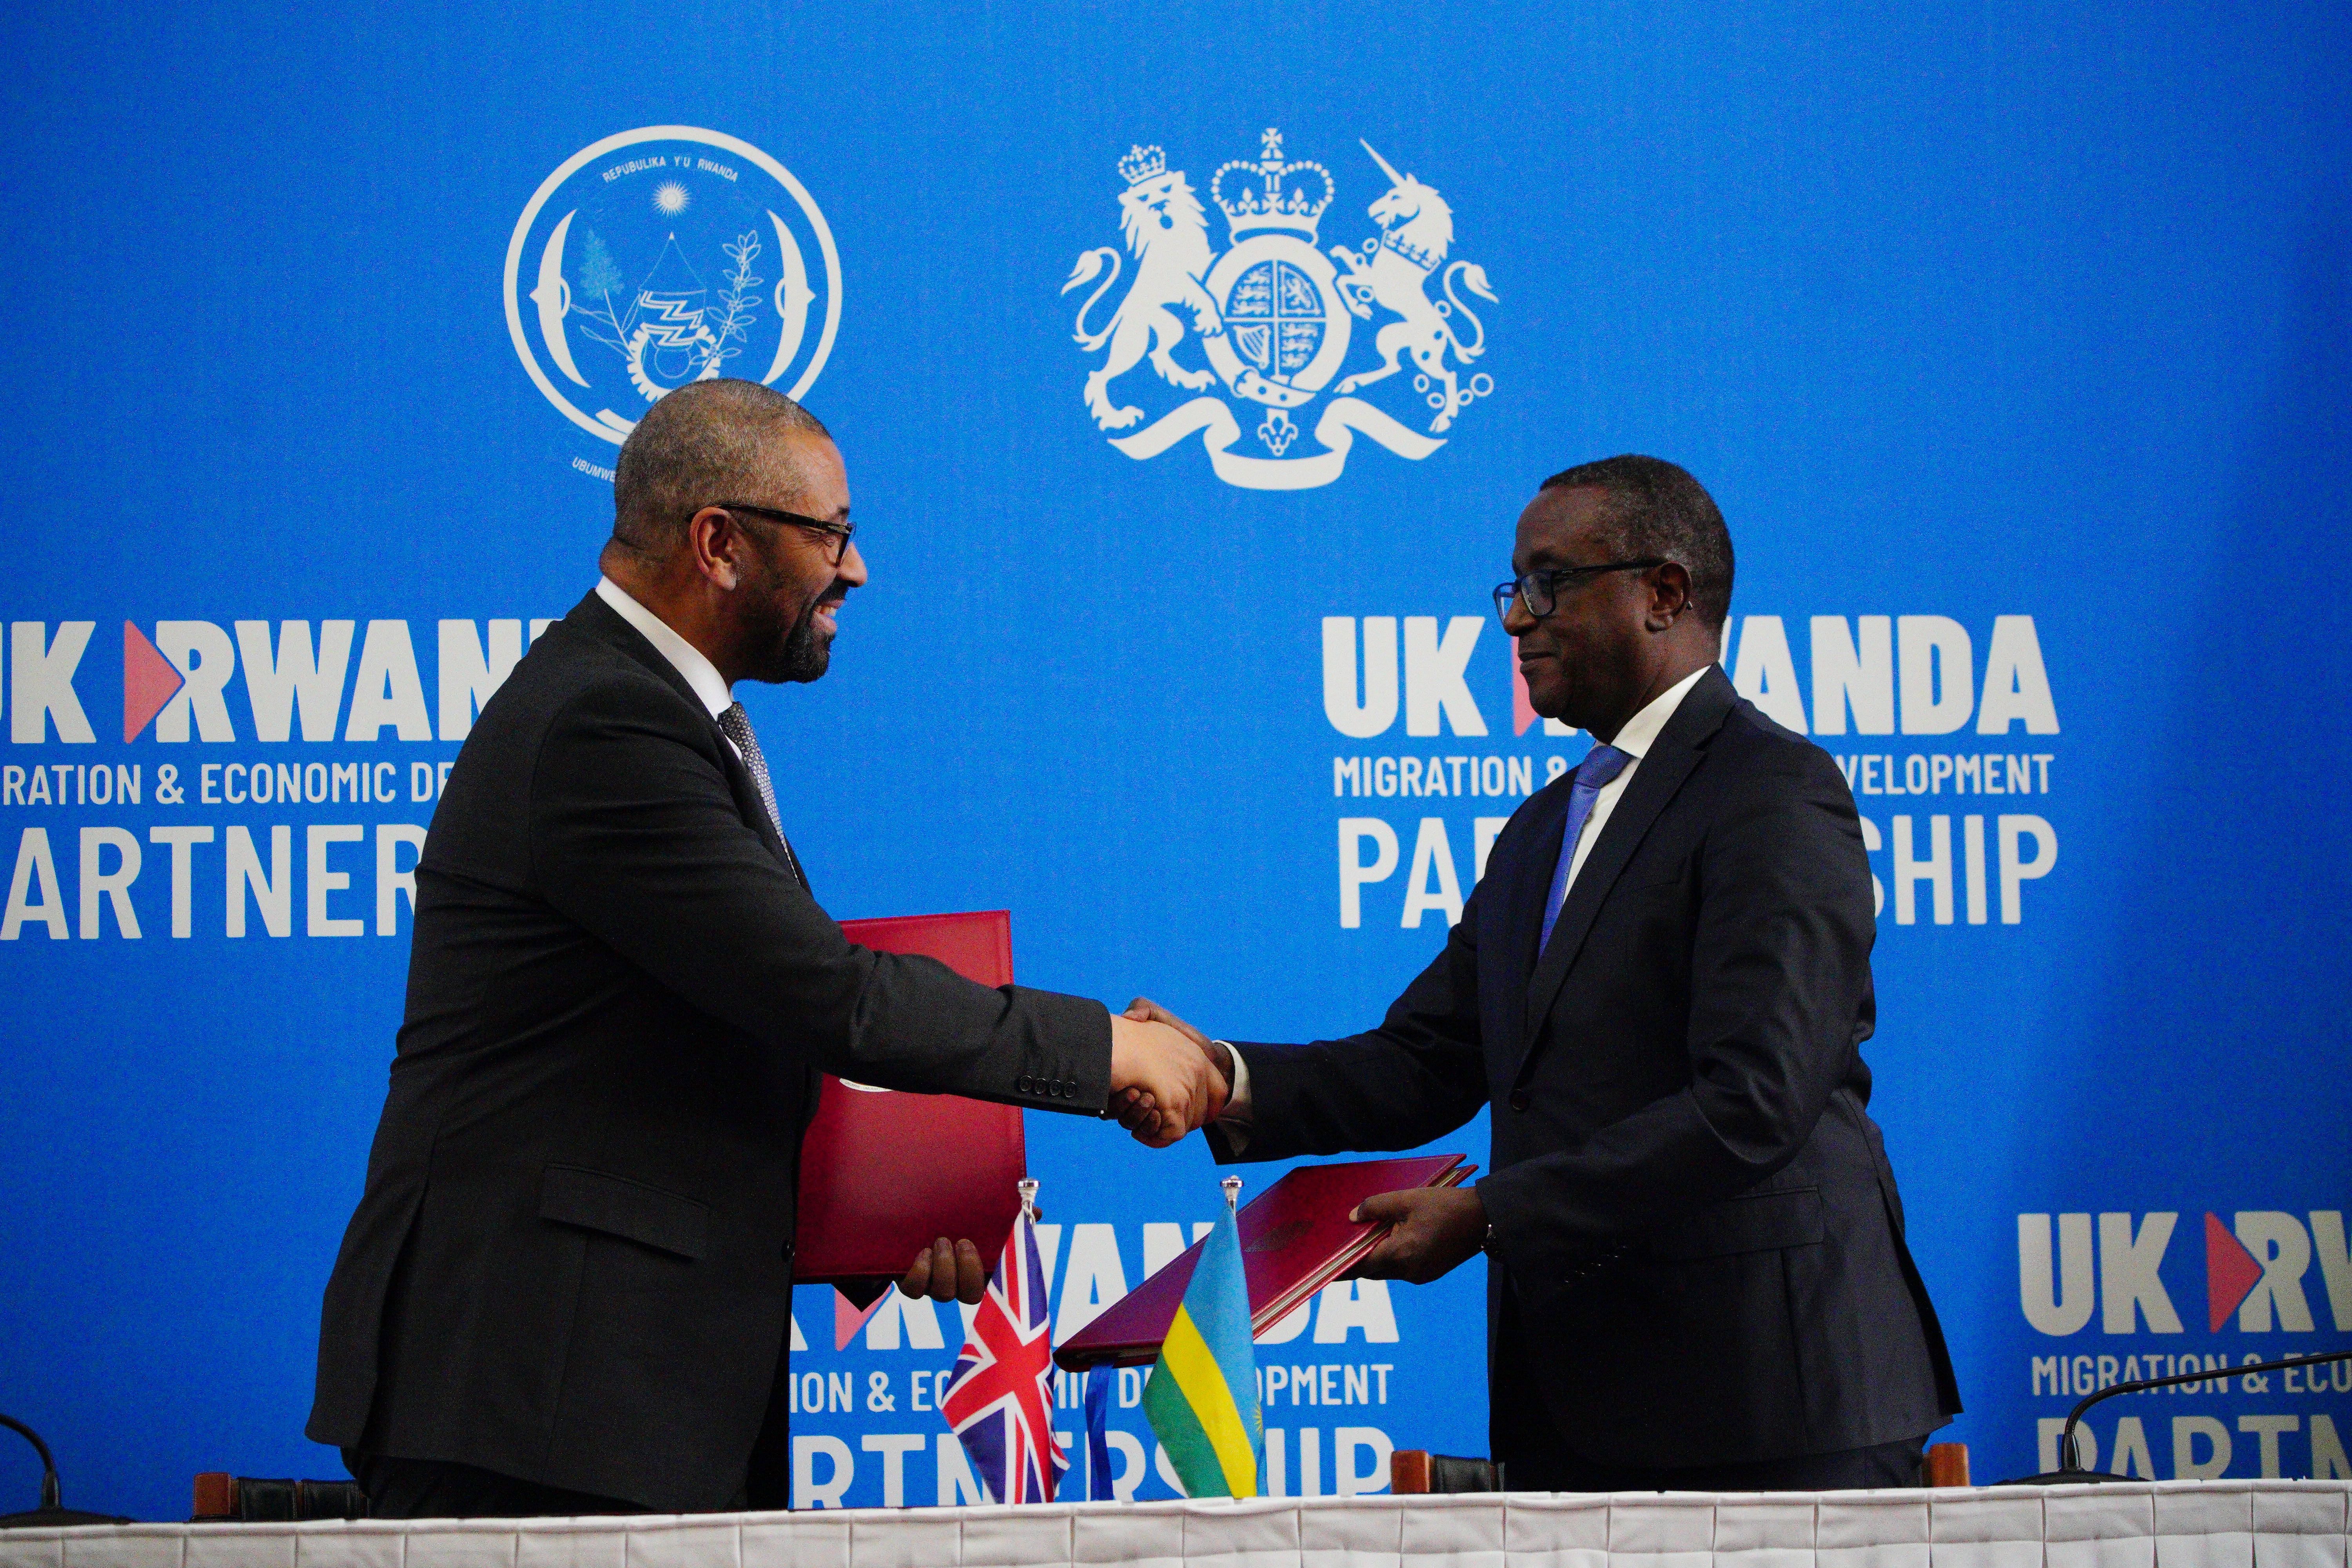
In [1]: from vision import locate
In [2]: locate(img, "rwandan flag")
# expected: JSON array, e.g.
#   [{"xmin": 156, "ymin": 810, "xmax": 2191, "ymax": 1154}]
[{"xmin": 1141, "ymin": 1191, "xmax": 1262, "ymax": 1497}]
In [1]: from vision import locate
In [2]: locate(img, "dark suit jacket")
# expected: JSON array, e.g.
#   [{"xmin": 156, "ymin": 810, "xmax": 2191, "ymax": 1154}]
[
  {"xmin": 1217, "ymin": 666, "xmax": 1960, "ymax": 1468},
  {"xmin": 307, "ymin": 590, "xmax": 1111, "ymax": 1510}
]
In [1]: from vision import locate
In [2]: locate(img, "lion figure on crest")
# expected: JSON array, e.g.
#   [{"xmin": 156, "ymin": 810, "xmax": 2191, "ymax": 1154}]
[
  {"xmin": 1331, "ymin": 146, "xmax": 1498, "ymax": 434},
  {"xmin": 1063, "ymin": 160, "xmax": 1223, "ymax": 430}
]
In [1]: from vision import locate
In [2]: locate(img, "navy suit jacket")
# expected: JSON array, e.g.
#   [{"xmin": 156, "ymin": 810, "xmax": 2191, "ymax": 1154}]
[{"xmin": 1218, "ymin": 665, "xmax": 1960, "ymax": 1468}]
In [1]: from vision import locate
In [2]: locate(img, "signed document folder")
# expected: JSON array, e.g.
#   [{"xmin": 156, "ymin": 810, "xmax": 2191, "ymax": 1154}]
[
  {"xmin": 1054, "ymin": 1154, "xmax": 1472, "ymax": 1369},
  {"xmin": 793, "ymin": 911, "xmax": 1027, "ymax": 1295}
]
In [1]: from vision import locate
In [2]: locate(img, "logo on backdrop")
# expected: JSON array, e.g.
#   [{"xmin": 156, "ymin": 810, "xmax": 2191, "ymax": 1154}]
[
  {"xmin": 504, "ymin": 126, "xmax": 842, "ymax": 455},
  {"xmin": 1061, "ymin": 129, "xmax": 1499, "ymax": 491}
]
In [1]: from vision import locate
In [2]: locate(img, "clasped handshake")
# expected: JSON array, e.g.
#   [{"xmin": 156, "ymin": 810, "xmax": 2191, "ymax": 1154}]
[
  {"xmin": 899, "ymin": 996, "xmax": 1221, "ymax": 1305},
  {"xmin": 900, "ymin": 994, "xmax": 1490, "ymax": 1305},
  {"xmin": 1105, "ymin": 996, "xmax": 1229, "ymax": 1149}
]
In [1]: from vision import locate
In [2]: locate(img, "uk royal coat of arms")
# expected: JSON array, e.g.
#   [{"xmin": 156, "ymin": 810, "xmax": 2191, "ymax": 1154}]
[{"xmin": 1062, "ymin": 129, "xmax": 1497, "ymax": 490}]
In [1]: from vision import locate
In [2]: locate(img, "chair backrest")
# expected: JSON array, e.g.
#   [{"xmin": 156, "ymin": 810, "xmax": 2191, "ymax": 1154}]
[
  {"xmin": 1924, "ymin": 1443, "xmax": 1971, "ymax": 1486},
  {"xmin": 1391, "ymin": 1451, "xmax": 1503, "ymax": 1494},
  {"xmin": 1393, "ymin": 1443, "xmax": 1972, "ymax": 1493},
  {"xmin": 191, "ymin": 1474, "xmax": 368, "ymax": 1522}
]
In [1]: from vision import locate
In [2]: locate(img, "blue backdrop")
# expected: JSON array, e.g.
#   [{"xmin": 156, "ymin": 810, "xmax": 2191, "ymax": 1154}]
[{"xmin": 1, "ymin": 0, "xmax": 2347, "ymax": 1521}]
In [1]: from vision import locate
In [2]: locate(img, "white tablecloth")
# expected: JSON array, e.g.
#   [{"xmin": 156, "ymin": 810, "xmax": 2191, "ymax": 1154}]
[{"xmin": 2, "ymin": 1482, "xmax": 2344, "ymax": 1568}]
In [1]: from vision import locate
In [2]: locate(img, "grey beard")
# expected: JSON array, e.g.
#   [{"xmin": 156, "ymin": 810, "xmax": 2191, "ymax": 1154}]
[
  {"xmin": 775, "ymin": 602, "xmax": 833, "ymax": 683},
  {"xmin": 742, "ymin": 589, "xmax": 835, "ymax": 685}
]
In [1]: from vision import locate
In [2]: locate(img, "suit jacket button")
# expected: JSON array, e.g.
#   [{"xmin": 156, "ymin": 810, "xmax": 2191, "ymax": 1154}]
[
  {"xmin": 1508, "ymin": 1089, "xmax": 1530, "ymax": 1112},
  {"xmin": 1017, "ymin": 1073, "xmax": 1032, "ymax": 1092}
]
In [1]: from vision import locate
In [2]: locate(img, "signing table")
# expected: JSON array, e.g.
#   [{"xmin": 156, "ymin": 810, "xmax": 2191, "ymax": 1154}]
[{"xmin": 2, "ymin": 1483, "xmax": 2345, "ymax": 1568}]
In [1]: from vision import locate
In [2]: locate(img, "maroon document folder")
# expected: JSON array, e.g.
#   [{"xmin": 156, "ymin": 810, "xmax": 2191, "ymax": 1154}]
[
  {"xmin": 792, "ymin": 911, "xmax": 1027, "ymax": 1296},
  {"xmin": 1053, "ymin": 1154, "xmax": 1472, "ymax": 1369}
]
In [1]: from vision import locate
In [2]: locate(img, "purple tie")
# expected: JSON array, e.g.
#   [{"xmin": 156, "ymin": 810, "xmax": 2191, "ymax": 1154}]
[{"xmin": 1539, "ymin": 744, "xmax": 1633, "ymax": 953}]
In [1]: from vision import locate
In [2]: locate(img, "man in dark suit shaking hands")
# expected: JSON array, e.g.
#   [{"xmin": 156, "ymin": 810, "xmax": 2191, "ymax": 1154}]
[
  {"xmin": 309, "ymin": 380, "xmax": 1220, "ymax": 1517},
  {"xmin": 1132, "ymin": 456, "xmax": 1959, "ymax": 1490}
]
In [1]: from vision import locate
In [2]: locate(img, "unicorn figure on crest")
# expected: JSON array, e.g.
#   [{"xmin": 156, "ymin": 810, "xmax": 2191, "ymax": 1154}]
[{"xmin": 1330, "ymin": 142, "xmax": 1499, "ymax": 433}]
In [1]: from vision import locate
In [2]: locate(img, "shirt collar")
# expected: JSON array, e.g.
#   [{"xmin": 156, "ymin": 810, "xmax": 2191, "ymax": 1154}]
[
  {"xmin": 595, "ymin": 577, "xmax": 733, "ymax": 721},
  {"xmin": 1605, "ymin": 664, "xmax": 1711, "ymax": 761}
]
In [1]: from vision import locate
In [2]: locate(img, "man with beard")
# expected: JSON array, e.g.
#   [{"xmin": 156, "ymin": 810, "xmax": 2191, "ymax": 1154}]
[{"xmin": 308, "ymin": 379, "xmax": 1219, "ymax": 1517}]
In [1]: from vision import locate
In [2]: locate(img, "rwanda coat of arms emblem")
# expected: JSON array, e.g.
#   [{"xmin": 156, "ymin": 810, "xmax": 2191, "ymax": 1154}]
[{"xmin": 504, "ymin": 126, "xmax": 842, "ymax": 448}]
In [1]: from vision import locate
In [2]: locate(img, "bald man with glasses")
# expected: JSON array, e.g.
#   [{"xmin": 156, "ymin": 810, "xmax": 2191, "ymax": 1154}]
[
  {"xmin": 309, "ymin": 379, "xmax": 1220, "ymax": 1518},
  {"xmin": 1128, "ymin": 455, "xmax": 1959, "ymax": 1492}
]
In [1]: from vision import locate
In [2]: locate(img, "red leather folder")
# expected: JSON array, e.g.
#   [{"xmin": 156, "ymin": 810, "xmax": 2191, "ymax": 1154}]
[
  {"xmin": 793, "ymin": 911, "xmax": 1027, "ymax": 1297},
  {"xmin": 1053, "ymin": 1154, "xmax": 1472, "ymax": 1369}
]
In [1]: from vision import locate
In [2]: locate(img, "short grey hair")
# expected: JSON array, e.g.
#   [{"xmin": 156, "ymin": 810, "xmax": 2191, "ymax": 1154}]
[{"xmin": 611, "ymin": 379, "xmax": 832, "ymax": 554}]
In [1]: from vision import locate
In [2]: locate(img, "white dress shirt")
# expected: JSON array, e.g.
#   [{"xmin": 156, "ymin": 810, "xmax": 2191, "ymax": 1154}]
[
  {"xmin": 1216, "ymin": 664, "xmax": 1713, "ymax": 1141},
  {"xmin": 595, "ymin": 576, "xmax": 742, "ymax": 759},
  {"xmin": 1556, "ymin": 664, "xmax": 1709, "ymax": 899}
]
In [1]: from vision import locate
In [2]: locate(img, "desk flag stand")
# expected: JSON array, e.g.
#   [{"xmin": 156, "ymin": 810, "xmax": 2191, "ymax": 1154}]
[
  {"xmin": 939, "ymin": 1178, "xmax": 1066, "ymax": 1504},
  {"xmin": 1140, "ymin": 1176, "xmax": 1265, "ymax": 1499}
]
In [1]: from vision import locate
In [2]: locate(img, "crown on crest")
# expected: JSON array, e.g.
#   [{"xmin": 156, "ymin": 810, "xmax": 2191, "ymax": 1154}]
[
  {"xmin": 1118, "ymin": 144, "xmax": 1167, "ymax": 185},
  {"xmin": 1211, "ymin": 128, "xmax": 1335, "ymax": 240}
]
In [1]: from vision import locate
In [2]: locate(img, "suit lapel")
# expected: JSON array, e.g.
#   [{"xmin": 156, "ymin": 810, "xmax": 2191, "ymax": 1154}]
[
  {"xmin": 568, "ymin": 590, "xmax": 803, "ymax": 882},
  {"xmin": 717, "ymin": 739, "xmax": 805, "ymax": 884},
  {"xmin": 1510, "ymin": 788, "xmax": 1572, "ymax": 973},
  {"xmin": 1517, "ymin": 667, "xmax": 1740, "ymax": 1069},
  {"xmin": 1489, "ymin": 785, "xmax": 1572, "ymax": 1055}
]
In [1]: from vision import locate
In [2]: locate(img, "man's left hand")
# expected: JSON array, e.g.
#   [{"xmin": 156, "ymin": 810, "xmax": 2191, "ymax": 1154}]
[
  {"xmin": 1349, "ymin": 1186, "xmax": 1487, "ymax": 1285},
  {"xmin": 899, "ymin": 1236, "xmax": 987, "ymax": 1303}
]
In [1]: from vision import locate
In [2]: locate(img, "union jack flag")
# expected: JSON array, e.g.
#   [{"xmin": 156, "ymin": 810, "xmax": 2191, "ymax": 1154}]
[{"xmin": 940, "ymin": 1209, "xmax": 1067, "ymax": 1504}]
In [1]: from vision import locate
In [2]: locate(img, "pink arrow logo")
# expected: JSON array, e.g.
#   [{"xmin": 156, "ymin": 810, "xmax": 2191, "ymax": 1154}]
[
  {"xmin": 835, "ymin": 1287, "xmax": 892, "ymax": 1350},
  {"xmin": 2205, "ymin": 1212, "xmax": 2265, "ymax": 1331},
  {"xmin": 122, "ymin": 622, "xmax": 183, "ymax": 742}
]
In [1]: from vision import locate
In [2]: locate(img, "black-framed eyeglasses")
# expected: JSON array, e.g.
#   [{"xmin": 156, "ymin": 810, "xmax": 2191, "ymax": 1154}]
[
  {"xmin": 707, "ymin": 502, "xmax": 857, "ymax": 565},
  {"xmin": 1492, "ymin": 559, "xmax": 1666, "ymax": 623}
]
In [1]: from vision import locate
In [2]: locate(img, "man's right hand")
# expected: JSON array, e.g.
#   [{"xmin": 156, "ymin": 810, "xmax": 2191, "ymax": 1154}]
[
  {"xmin": 1115, "ymin": 998, "xmax": 1232, "ymax": 1143},
  {"xmin": 1108, "ymin": 1013, "xmax": 1227, "ymax": 1148}
]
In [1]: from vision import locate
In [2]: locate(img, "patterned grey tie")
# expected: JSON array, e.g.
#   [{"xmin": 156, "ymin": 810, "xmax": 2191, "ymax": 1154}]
[{"xmin": 717, "ymin": 702, "xmax": 806, "ymax": 886}]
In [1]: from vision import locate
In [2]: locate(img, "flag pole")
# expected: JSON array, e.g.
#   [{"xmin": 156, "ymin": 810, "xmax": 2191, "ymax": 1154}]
[
  {"xmin": 1019, "ymin": 1177, "xmax": 1039, "ymax": 1222},
  {"xmin": 1222, "ymin": 1175, "xmax": 1241, "ymax": 1210}
]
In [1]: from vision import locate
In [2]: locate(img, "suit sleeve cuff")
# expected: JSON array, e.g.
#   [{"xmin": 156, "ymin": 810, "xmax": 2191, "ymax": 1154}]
[
  {"xmin": 1474, "ymin": 1165, "xmax": 1567, "ymax": 1287},
  {"xmin": 1008, "ymin": 991, "xmax": 1113, "ymax": 1116},
  {"xmin": 1211, "ymin": 1040, "xmax": 1253, "ymax": 1154}
]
